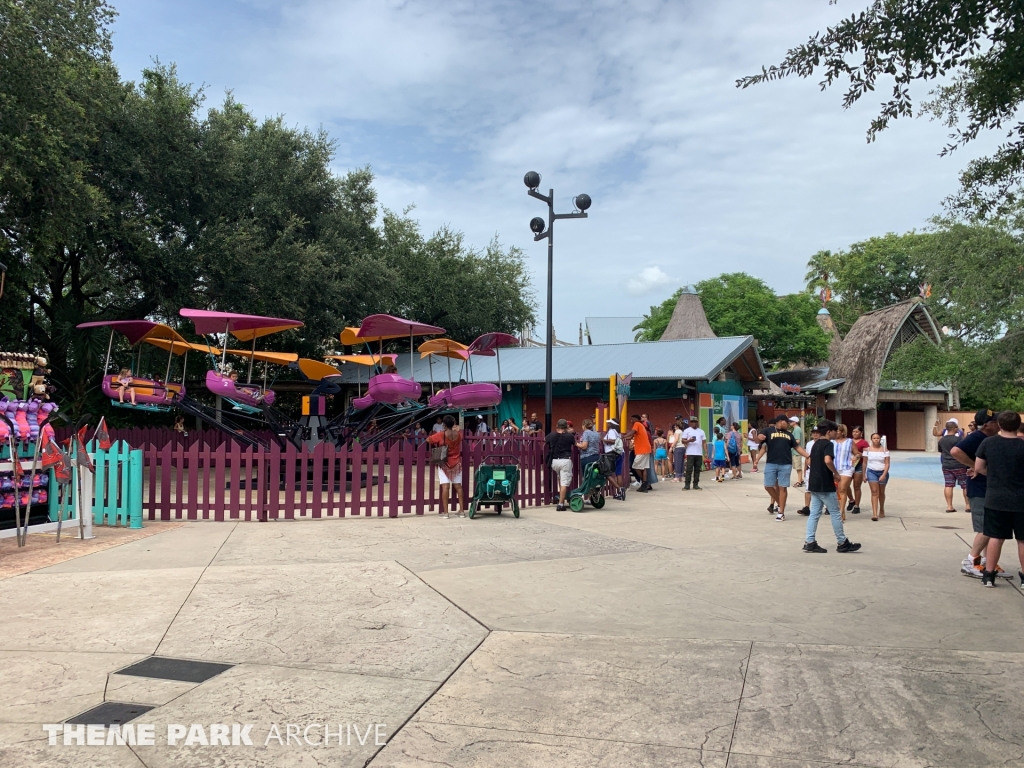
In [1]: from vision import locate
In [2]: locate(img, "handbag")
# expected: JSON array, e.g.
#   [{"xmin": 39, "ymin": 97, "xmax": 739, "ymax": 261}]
[{"xmin": 430, "ymin": 444, "xmax": 448, "ymax": 465}]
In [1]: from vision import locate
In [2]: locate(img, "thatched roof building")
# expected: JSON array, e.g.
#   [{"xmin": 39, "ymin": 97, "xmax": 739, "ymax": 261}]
[
  {"xmin": 660, "ymin": 287, "xmax": 717, "ymax": 340},
  {"xmin": 826, "ymin": 298, "xmax": 943, "ymax": 410}
]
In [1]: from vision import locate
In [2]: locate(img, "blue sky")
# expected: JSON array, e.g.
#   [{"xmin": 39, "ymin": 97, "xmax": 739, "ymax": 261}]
[{"xmin": 108, "ymin": 0, "xmax": 998, "ymax": 338}]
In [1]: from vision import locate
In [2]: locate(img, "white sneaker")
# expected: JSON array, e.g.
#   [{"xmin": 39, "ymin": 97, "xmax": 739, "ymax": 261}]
[
  {"xmin": 961, "ymin": 556, "xmax": 982, "ymax": 578},
  {"xmin": 775, "ymin": 512, "xmax": 785, "ymax": 521},
  {"xmin": 630, "ymin": 481, "xmax": 641, "ymax": 488}
]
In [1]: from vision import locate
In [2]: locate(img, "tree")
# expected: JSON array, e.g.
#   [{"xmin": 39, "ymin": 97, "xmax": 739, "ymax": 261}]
[
  {"xmin": 737, "ymin": 2, "xmax": 1024, "ymax": 214},
  {"xmin": 805, "ymin": 232, "xmax": 931, "ymax": 334},
  {"xmin": 696, "ymin": 273, "xmax": 830, "ymax": 368},
  {"xmin": 633, "ymin": 288, "xmax": 682, "ymax": 342},
  {"xmin": 882, "ymin": 208, "xmax": 1024, "ymax": 408},
  {"xmin": 634, "ymin": 274, "xmax": 830, "ymax": 368}
]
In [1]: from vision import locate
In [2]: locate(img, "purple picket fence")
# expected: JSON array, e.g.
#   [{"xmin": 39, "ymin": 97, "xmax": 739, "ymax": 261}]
[{"xmin": 136, "ymin": 434, "xmax": 553, "ymax": 521}]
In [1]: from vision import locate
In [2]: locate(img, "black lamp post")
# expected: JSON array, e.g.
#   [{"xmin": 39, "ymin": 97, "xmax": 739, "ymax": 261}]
[{"xmin": 524, "ymin": 171, "xmax": 591, "ymax": 436}]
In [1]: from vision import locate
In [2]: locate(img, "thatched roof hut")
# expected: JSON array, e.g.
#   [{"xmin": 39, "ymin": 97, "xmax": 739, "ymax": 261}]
[
  {"xmin": 660, "ymin": 288, "xmax": 717, "ymax": 340},
  {"xmin": 826, "ymin": 298, "xmax": 942, "ymax": 410}
]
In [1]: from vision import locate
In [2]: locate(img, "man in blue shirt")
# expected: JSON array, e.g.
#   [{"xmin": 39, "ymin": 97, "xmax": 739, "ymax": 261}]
[{"xmin": 952, "ymin": 408, "xmax": 1001, "ymax": 578}]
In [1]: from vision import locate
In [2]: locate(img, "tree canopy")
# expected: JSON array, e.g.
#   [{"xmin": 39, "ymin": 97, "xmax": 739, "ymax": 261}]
[
  {"xmin": 805, "ymin": 232, "xmax": 931, "ymax": 335},
  {"xmin": 634, "ymin": 274, "xmax": 831, "ymax": 369},
  {"xmin": 0, "ymin": 1, "xmax": 535, "ymax": 416},
  {"xmin": 737, "ymin": 1, "xmax": 1024, "ymax": 214}
]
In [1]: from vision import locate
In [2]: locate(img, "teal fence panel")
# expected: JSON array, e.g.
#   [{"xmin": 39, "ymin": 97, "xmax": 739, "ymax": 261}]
[{"xmin": 46, "ymin": 440, "xmax": 143, "ymax": 527}]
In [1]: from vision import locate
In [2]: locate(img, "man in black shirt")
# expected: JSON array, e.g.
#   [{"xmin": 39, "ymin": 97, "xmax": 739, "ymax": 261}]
[
  {"xmin": 974, "ymin": 410, "xmax": 1024, "ymax": 587},
  {"xmin": 756, "ymin": 414, "xmax": 810, "ymax": 521},
  {"xmin": 803, "ymin": 420, "xmax": 861, "ymax": 554},
  {"xmin": 951, "ymin": 408, "xmax": 1000, "ymax": 578},
  {"xmin": 546, "ymin": 419, "xmax": 577, "ymax": 511}
]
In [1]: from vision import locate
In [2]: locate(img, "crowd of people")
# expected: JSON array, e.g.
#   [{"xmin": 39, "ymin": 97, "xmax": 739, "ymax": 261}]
[{"xmin": 422, "ymin": 406, "xmax": 1024, "ymax": 589}]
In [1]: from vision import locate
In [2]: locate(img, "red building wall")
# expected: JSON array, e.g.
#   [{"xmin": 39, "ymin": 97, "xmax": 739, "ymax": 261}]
[{"xmin": 521, "ymin": 397, "xmax": 695, "ymax": 433}]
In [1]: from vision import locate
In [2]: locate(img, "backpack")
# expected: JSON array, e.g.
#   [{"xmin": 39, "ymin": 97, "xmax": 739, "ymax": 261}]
[{"xmin": 727, "ymin": 431, "xmax": 738, "ymax": 452}]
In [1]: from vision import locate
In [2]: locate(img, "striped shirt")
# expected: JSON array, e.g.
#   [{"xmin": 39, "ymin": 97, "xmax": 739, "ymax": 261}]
[{"xmin": 832, "ymin": 438, "xmax": 854, "ymax": 472}]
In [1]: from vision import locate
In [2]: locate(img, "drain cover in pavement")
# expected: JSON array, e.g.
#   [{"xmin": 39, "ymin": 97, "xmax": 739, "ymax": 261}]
[
  {"xmin": 66, "ymin": 702, "xmax": 155, "ymax": 725},
  {"xmin": 116, "ymin": 656, "xmax": 234, "ymax": 683}
]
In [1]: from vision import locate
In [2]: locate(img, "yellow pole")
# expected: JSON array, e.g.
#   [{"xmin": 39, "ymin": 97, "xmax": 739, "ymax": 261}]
[{"xmin": 609, "ymin": 375, "xmax": 617, "ymax": 420}]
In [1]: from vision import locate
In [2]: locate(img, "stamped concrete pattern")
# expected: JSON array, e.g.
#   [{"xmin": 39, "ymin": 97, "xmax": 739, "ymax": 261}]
[
  {"xmin": 0, "ymin": 472, "xmax": 1022, "ymax": 767},
  {"xmin": 156, "ymin": 561, "xmax": 488, "ymax": 681}
]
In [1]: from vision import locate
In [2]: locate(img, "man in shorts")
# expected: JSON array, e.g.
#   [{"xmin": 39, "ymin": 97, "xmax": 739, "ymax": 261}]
[
  {"xmin": 756, "ymin": 414, "xmax": 810, "ymax": 521},
  {"xmin": 546, "ymin": 419, "xmax": 577, "ymax": 511},
  {"xmin": 789, "ymin": 416, "xmax": 804, "ymax": 486},
  {"xmin": 951, "ymin": 408, "xmax": 1001, "ymax": 577},
  {"xmin": 939, "ymin": 419, "xmax": 969, "ymax": 513},
  {"xmin": 624, "ymin": 414, "xmax": 653, "ymax": 492},
  {"xmin": 974, "ymin": 410, "xmax": 1024, "ymax": 587}
]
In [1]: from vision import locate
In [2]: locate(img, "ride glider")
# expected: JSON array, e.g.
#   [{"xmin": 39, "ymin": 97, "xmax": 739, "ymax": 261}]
[
  {"xmin": 179, "ymin": 309, "xmax": 302, "ymax": 411},
  {"xmin": 75, "ymin": 320, "xmax": 196, "ymax": 412}
]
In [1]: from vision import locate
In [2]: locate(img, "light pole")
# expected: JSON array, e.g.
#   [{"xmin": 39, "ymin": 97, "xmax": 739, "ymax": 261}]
[{"xmin": 523, "ymin": 171, "xmax": 591, "ymax": 437}]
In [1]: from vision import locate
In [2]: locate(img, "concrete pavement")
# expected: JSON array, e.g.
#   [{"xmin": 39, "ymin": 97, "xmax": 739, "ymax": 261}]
[{"xmin": 1, "ymin": 471, "xmax": 1022, "ymax": 767}]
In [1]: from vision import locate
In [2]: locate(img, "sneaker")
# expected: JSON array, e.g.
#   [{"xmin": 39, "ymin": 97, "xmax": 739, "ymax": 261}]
[
  {"xmin": 1019, "ymin": 571, "xmax": 1024, "ymax": 588},
  {"xmin": 682, "ymin": 485, "xmax": 690, "ymax": 491},
  {"xmin": 693, "ymin": 485, "xmax": 702, "ymax": 490},
  {"xmin": 852, "ymin": 506, "xmax": 861, "ymax": 514},
  {"xmin": 775, "ymin": 512, "xmax": 785, "ymax": 521},
  {"xmin": 797, "ymin": 506, "xmax": 810, "ymax": 516},
  {"xmin": 637, "ymin": 486, "xmax": 649, "ymax": 493},
  {"xmin": 767, "ymin": 503, "xmax": 777, "ymax": 513},
  {"xmin": 836, "ymin": 539, "xmax": 862, "ymax": 553},
  {"xmin": 556, "ymin": 504, "xmax": 567, "ymax": 511},
  {"xmin": 981, "ymin": 570, "xmax": 997, "ymax": 588},
  {"xmin": 803, "ymin": 541, "xmax": 827, "ymax": 553},
  {"xmin": 961, "ymin": 557, "xmax": 983, "ymax": 578},
  {"xmin": 846, "ymin": 500, "xmax": 855, "ymax": 512}
]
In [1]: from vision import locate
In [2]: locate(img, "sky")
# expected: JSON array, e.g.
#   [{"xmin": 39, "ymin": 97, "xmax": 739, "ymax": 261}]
[{"xmin": 107, "ymin": 0, "xmax": 999, "ymax": 339}]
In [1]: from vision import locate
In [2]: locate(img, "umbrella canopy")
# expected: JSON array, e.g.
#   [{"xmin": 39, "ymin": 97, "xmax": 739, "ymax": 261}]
[
  {"xmin": 144, "ymin": 338, "xmax": 216, "ymax": 357},
  {"xmin": 418, "ymin": 338, "xmax": 470, "ymax": 360},
  {"xmin": 179, "ymin": 309, "xmax": 303, "ymax": 341},
  {"xmin": 339, "ymin": 327, "xmax": 408, "ymax": 345},
  {"xmin": 325, "ymin": 354, "xmax": 398, "ymax": 367},
  {"xmin": 77, "ymin": 320, "xmax": 189, "ymax": 347},
  {"xmin": 223, "ymin": 349, "xmax": 298, "ymax": 366},
  {"xmin": 297, "ymin": 358, "xmax": 341, "ymax": 381},
  {"xmin": 467, "ymin": 332, "xmax": 519, "ymax": 356},
  {"xmin": 354, "ymin": 314, "xmax": 444, "ymax": 339}
]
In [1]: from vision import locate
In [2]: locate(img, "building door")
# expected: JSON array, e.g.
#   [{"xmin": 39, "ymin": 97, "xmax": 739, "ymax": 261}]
[
  {"xmin": 878, "ymin": 410, "xmax": 898, "ymax": 447},
  {"xmin": 896, "ymin": 411, "xmax": 926, "ymax": 450}
]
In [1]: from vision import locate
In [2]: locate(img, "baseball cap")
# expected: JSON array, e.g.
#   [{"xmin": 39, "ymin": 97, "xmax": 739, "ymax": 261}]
[
  {"xmin": 607, "ymin": 418, "xmax": 619, "ymax": 427},
  {"xmin": 688, "ymin": 415, "xmax": 699, "ymax": 422},
  {"xmin": 788, "ymin": 416, "xmax": 799, "ymax": 423},
  {"xmin": 975, "ymin": 408, "xmax": 996, "ymax": 426}
]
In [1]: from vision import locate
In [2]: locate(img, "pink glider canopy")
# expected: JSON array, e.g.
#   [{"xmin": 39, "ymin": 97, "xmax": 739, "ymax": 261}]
[
  {"xmin": 76, "ymin": 320, "xmax": 189, "ymax": 347},
  {"xmin": 467, "ymin": 332, "xmax": 519, "ymax": 356},
  {"xmin": 355, "ymin": 314, "xmax": 444, "ymax": 339},
  {"xmin": 179, "ymin": 309, "xmax": 303, "ymax": 341}
]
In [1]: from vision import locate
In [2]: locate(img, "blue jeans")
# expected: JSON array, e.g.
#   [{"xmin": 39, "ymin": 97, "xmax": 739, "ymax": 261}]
[{"xmin": 806, "ymin": 491, "xmax": 848, "ymax": 544}]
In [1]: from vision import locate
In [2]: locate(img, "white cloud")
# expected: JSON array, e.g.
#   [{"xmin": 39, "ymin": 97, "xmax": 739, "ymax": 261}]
[
  {"xmin": 626, "ymin": 266, "xmax": 675, "ymax": 297},
  {"xmin": 110, "ymin": 0, "xmax": 1003, "ymax": 334}
]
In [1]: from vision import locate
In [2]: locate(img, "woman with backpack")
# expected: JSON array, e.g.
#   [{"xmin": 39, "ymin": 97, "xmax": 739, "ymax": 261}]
[{"xmin": 427, "ymin": 415, "xmax": 464, "ymax": 517}]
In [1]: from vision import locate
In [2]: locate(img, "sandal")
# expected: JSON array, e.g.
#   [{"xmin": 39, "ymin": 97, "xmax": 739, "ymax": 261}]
[
  {"xmin": 945, "ymin": 508, "xmax": 956, "ymax": 514},
  {"xmin": 871, "ymin": 516, "xmax": 878, "ymax": 521}
]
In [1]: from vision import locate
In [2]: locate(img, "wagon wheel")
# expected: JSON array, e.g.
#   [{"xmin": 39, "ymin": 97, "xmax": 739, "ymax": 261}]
[
  {"xmin": 591, "ymin": 492, "xmax": 605, "ymax": 509},
  {"xmin": 468, "ymin": 501, "xmax": 477, "ymax": 519},
  {"xmin": 512, "ymin": 498, "xmax": 520, "ymax": 518},
  {"xmin": 568, "ymin": 496, "xmax": 585, "ymax": 513},
  {"xmin": 496, "ymin": 503, "xmax": 503, "ymax": 515}
]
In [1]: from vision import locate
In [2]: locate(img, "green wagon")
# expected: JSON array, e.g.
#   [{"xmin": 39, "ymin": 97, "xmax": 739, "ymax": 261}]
[
  {"xmin": 468, "ymin": 454, "xmax": 521, "ymax": 519},
  {"xmin": 566, "ymin": 459, "xmax": 607, "ymax": 512}
]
